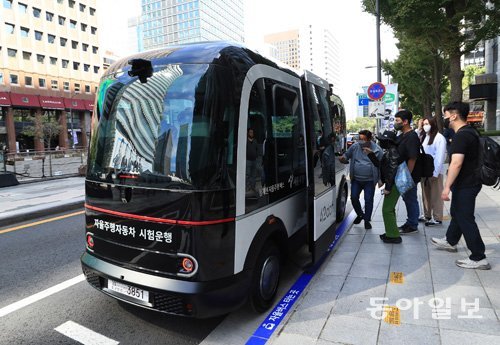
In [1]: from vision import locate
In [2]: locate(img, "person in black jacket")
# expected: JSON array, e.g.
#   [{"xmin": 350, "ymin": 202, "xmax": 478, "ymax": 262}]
[{"xmin": 368, "ymin": 130, "xmax": 403, "ymax": 243}]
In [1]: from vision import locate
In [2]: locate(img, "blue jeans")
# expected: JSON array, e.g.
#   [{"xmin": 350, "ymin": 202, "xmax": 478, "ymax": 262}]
[
  {"xmin": 401, "ymin": 184, "xmax": 419, "ymax": 228},
  {"xmin": 446, "ymin": 184, "xmax": 485, "ymax": 261},
  {"xmin": 350, "ymin": 179, "xmax": 375, "ymax": 221}
]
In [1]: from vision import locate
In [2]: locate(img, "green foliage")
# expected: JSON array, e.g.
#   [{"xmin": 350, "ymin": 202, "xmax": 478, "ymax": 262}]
[
  {"xmin": 22, "ymin": 113, "xmax": 62, "ymax": 150},
  {"xmin": 347, "ymin": 117, "xmax": 377, "ymax": 133},
  {"xmin": 363, "ymin": 0, "xmax": 500, "ymax": 103},
  {"xmin": 463, "ymin": 65, "xmax": 486, "ymax": 91}
]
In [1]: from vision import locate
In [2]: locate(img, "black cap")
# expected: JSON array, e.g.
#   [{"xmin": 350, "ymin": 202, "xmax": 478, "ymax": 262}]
[{"xmin": 377, "ymin": 130, "xmax": 397, "ymax": 143}]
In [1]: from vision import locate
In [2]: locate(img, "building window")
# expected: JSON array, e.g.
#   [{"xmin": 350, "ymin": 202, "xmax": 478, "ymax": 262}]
[
  {"xmin": 57, "ymin": 0, "xmax": 63, "ymax": 4},
  {"xmin": 25, "ymin": 76, "xmax": 33, "ymax": 86},
  {"xmin": 75, "ymin": 83, "xmax": 80, "ymax": 92},
  {"xmin": 33, "ymin": 7, "xmax": 41, "ymax": 18},
  {"xmin": 85, "ymin": 84, "xmax": 90, "ymax": 93},
  {"xmin": 73, "ymin": 62, "xmax": 80, "ymax": 70},
  {"xmin": 18, "ymin": 2, "xmax": 27, "ymax": 13},
  {"xmin": 70, "ymin": 20, "xmax": 76, "ymax": 29},
  {"xmin": 79, "ymin": 3, "xmax": 85, "ymax": 12},
  {"xmin": 20, "ymin": 27, "xmax": 29, "ymax": 37},
  {"xmin": 60, "ymin": 37, "xmax": 67, "ymax": 47},
  {"xmin": 48, "ymin": 34, "xmax": 55, "ymax": 44},
  {"xmin": 51, "ymin": 80, "xmax": 58, "ymax": 90},
  {"xmin": 7, "ymin": 49, "xmax": 16, "ymax": 57},
  {"xmin": 36, "ymin": 54, "xmax": 45, "ymax": 63},
  {"xmin": 92, "ymin": 46, "xmax": 98, "ymax": 54},
  {"xmin": 46, "ymin": 12, "xmax": 54, "ymax": 21},
  {"xmin": 93, "ymin": 66, "xmax": 100, "ymax": 74},
  {"xmin": 0, "ymin": 72, "xmax": 3, "ymax": 84},
  {"xmin": 91, "ymin": 26, "xmax": 97, "ymax": 35},
  {"xmin": 81, "ymin": 23, "xmax": 87, "ymax": 32},
  {"xmin": 4, "ymin": 23, "xmax": 14, "ymax": 34},
  {"xmin": 58, "ymin": 16, "xmax": 65, "ymax": 25},
  {"xmin": 82, "ymin": 43, "xmax": 88, "ymax": 52},
  {"xmin": 22, "ymin": 51, "xmax": 31, "ymax": 60},
  {"xmin": 83, "ymin": 64, "xmax": 90, "ymax": 72},
  {"xmin": 71, "ymin": 41, "xmax": 78, "ymax": 49},
  {"xmin": 3, "ymin": 0, "xmax": 12, "ymax": 9},
  {"xmin": 39, "ymin": 78, "xmax": 46, "ymax": 88},
  {"xmin": 89, "ymin": 7, "xmax": 95, "ymax": 15},
  {"xmin": 62, "ymin": 59, "xmax": 69, "ymax": 68},
  {"xmin": 63, "ymin": 81, "xmax": 70, "ymax": 91},
  {"xmin": 35, "ymin": 31, "xmax": 43, "ymax": 40},
  {"xmin": 10, "ymin": 74, "xmax": 18, "ymax": 84},
  {"xmin": 68, "ymin": 0, "xmax": 75, "ymax": 8},
  {"xmin": 50, "ymin": 57, "xmax": 57, "ymax": 65}
]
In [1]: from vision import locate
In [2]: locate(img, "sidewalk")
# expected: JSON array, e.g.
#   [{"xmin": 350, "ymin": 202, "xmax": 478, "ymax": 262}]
[
  {"xmin": 0, "ymin": 177, "xmax": 85, "ymax": 227},
  {"xmin": 268, "ymin": 186, "xmax": 500, "ymax": 345}
]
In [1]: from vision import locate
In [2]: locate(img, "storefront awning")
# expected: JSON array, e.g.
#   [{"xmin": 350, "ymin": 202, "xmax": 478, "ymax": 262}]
[
  {"xmin": 10, "ymin": 93, "xmax": 41, "ymax": 108},
  {"xmin": 39, "ymin": 96, "xmax": 65, "ymax": 110},
  {"xmin": 63, "ymin": 98, "xmax": 87, "ymax": 110},
  {"xmin": 84, "ymin": 100, "xmax": 95, "ymax": 111},
  {"xmin": 0, "ymin": 92, "xmax": 11, "ymax": 106}
]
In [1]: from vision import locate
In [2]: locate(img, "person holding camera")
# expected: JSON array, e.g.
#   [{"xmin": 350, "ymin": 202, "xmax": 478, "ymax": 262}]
[{"xmin": 339, "ymin": 130, "xmax": 383, "ymax": 230}]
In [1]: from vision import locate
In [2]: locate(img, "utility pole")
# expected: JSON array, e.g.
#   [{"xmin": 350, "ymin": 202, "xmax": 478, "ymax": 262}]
[{"xmin": 376, "ymin": 0, "xmax": 382, "ymax": 83}]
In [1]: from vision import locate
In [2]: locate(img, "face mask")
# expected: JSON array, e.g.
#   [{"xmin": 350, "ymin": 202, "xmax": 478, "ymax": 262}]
[
  {"xmin": 423, "ymin": 125, "xmax": 431, "ymax": 133},
  {"xmin": 443, "ymin": 117, "xmax": 451, "ymax": 129},
  {"xmin": 394, "ymin": 122, "xmax": 403, "ymax": 131}
]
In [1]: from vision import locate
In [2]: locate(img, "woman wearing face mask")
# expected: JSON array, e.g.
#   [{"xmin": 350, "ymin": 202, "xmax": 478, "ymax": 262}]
[{"xmin": 420, "ymin": 116, "xmax": 447, "ymax": 226}]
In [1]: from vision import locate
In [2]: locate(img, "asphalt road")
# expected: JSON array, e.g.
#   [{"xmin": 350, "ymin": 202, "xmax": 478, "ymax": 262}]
[{"xmin": 0, "ymin": 212, "xmax": 224, "ymax": 345}]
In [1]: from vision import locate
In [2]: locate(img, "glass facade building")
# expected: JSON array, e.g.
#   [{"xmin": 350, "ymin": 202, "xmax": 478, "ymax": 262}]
[{"xmin": 140, "ymin": 0, "xmax": 244, "ymax": 50}]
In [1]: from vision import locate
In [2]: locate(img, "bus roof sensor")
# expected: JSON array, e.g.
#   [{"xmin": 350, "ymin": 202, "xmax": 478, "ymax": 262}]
[{"xmin": 128, "ymin": 59, "xmax": 153, "ymax": 83}]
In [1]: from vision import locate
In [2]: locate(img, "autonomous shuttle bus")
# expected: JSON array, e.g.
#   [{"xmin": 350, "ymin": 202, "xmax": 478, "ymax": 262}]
[{"xmin": 81, "ymin": 42, "xmax": 348, "ymax": 318}]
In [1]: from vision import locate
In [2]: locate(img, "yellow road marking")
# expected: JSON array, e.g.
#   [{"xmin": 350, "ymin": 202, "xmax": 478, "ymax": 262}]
[
  {"xmin": 384, "ymin": 306, "xmax": 401, "ymax": 325},
  {"xmin": 0, "ymin": 210, "xmax": 84, "ymax": 234},
  {"xmin": 390, "ymin": 272, "xmax": 404, "ymax": 284}
]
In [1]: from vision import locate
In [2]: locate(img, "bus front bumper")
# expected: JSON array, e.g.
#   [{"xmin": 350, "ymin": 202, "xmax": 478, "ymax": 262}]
[{"xmin": 81, "ymin": 252, "xmax": 252, "ymax": 318}]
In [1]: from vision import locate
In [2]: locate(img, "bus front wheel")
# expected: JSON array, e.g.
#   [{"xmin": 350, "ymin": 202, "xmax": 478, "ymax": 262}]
[{"xmin": 249, "ymin": 242, "xmax": 281, "ymax": 313}]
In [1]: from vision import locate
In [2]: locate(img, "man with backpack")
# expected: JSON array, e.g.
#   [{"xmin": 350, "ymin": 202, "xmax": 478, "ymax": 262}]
[{"xmin": 431, "ymin": 101, "xmax": 490, "ymax": 270}]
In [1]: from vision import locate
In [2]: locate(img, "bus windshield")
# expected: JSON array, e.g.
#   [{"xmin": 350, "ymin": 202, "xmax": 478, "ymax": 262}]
[{"xmin": 88, "ymin": 63, "xmax": 236, "ymax": 190}]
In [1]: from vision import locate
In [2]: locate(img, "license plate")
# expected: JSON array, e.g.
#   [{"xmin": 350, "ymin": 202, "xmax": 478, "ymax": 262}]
[{"xmin": 107, "ymin": 279, "xmax": 149, "ymax": 303}]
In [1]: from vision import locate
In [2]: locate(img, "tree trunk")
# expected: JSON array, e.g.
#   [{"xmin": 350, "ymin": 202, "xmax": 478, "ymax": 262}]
[
  {"xmin": 432, "ymin": 54, "xmax": 443, "ymax": 131},
  {"xmin": 423, "ymin": 92, "xmax": 432, "ymax": 118},
  {"xmin": 448, "ymin": 47, "xmax": 463, "ymax": 102}
]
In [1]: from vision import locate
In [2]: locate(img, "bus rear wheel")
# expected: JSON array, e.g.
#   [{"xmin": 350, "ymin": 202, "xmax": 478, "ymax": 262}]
[
  {"xmin": 336, "ymin": 183, "xmax": 348, "ymax": 222},
  {"xmin": 249, "ymin": 242, "xmax": 281, "ymax": 313}
]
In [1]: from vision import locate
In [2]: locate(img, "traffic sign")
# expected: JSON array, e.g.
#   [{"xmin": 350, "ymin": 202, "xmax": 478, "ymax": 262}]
[{"xmin": 367, "ymin": 82, "xmax": 386, "ymax": 100}]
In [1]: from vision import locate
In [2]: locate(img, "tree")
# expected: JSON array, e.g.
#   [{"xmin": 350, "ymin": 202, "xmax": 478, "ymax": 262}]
[
  {"xmin": 347, "ymin": 117, "xmax": 377, "ymax": 133},
  {"xmin": 22, "ymin": 112, "xmax": 62, "ymax": 151},
  {"xmin": 363, "ymin": 0, "xmax": 500, "ymax": 102}
]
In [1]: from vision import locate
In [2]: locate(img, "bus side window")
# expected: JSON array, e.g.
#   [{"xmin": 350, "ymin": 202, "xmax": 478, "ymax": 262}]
[{"xmin": 245, "ymin": 79, "xmax": 269, "ymax": 214}]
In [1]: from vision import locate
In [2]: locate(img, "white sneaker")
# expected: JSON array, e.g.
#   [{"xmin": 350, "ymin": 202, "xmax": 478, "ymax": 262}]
[
  {"xmin": 456, "ymin": 258, "xmax": 491, "ymax": 270},
  {"xmin": 431, "ymin": 237, "xmax": 457, "ymax": 252}
]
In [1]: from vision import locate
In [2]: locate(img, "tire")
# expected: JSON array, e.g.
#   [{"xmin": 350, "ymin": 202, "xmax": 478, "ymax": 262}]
[
  {"xmin": 249, "ymin": 242, "xmax": 281, "ymax": 313},
  {"xmin": 336, "ymin": 182, "xmax": 348, "ymax": 222}
]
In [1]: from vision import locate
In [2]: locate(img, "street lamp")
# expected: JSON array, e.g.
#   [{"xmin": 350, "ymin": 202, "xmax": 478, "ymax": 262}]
[{"xmin": 365, "ymin": 66, "xmax": 391, "ymax": 84}]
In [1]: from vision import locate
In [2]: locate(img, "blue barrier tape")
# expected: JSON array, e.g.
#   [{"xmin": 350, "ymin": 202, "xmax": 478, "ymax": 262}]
[{"xmin": 245, "ymin": 209, "xmax": 356, "ymax": 345}]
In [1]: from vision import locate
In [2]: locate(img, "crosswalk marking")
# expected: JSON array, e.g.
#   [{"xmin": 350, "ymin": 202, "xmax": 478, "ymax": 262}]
[{"xmin": 55, "ymin": 321, "xmax": 119, "ymax": 345}]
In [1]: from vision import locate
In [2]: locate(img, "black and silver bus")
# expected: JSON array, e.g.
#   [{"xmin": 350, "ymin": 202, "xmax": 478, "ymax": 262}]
[{"xmin": 81, "ymin": 42, "xmax": 348, "ymax": 318}]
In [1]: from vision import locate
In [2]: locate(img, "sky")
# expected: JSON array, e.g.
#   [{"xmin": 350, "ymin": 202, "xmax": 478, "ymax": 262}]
[{"xmin": 98, "ymin": 0, "xmax": 399, "ymax": 119}]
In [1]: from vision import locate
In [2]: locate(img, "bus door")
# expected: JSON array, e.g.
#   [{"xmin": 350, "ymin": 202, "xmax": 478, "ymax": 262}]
[{"xmin": 302, "ymin": 72, "xmax": 337, "ymax": 264}]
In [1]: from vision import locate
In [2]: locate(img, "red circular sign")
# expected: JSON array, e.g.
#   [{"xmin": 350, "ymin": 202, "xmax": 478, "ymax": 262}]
[{"xmin": 367, "ymin": 82, "xmax": 386, "ymax": 100}]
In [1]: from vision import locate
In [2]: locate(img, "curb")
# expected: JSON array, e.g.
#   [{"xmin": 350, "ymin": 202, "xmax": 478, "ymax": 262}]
[{"xmin": 0, "ymin": 199, "xmax": 84, "ymax": 228}]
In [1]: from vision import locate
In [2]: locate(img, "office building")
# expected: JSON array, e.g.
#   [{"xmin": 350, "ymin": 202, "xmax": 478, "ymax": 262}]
[
  {"xmin": 140, "ymin": 0, "xmax": 244, "ymax": 50},
  {"xmin": 264, "ymin": 25, "xmax": 342, "ymax": 94},
  {"xmin": 0, "ymin": 0, "xmax": 101, "ymax": 153}
]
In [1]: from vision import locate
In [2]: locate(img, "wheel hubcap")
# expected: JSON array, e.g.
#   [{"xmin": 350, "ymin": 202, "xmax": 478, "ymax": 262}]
[{"xmin": 259, "ymin": 255, "xmax": 280, "ymax": 300}]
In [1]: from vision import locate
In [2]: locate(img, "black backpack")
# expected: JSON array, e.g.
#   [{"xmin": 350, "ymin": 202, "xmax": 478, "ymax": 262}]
[
  {"xmin": 476, "ymin": 133, "xmax": 500, "ymax": 188},
  {"xmin": 416, "ymin": 144, "xmax": 435, "ymax": 178}
]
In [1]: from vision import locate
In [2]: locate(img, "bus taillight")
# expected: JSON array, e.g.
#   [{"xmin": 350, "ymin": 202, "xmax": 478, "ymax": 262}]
[{"xmin": 181, "ymin": 258, "xmax": 194, "ymax": 273}]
